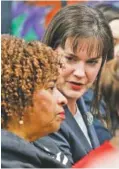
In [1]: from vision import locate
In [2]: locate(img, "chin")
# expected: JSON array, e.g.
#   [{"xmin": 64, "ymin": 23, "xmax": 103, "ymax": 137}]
[
  {"xmin": 63, "ymin": 89, "xmax": 87, "ymax": 99},
  {"xmin": 44, "ymin": 121, "xmax": 62, "ymax": 136},
  {"xmin": 50, "ymin": 123, "xmax": 61, "ymax": 133}
]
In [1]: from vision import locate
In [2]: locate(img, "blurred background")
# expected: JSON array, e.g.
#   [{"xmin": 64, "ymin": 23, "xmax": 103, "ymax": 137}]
[{"xmin": 1, "ymin": 0, "xmax": 119, "ymax": 41}]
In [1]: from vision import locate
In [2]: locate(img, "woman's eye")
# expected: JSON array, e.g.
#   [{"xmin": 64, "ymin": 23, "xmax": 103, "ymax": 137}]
[
  {"xmin": 48, "ymin": 86, "xmax": 55, "ymax": 92},
  {"xmin": 65, "ymin": 56, "xmax": 75, "ymax": 62},
  {"xmin": 87, "ymin": 60, "xmax": 98, "ymax": 65},
  {"xmin": 49, "ymin": 86, "xmax": 54, "ymax": 91},
  {"xmin": 65, "ymin": 56, "xmax": 73, "ymax": 60}
]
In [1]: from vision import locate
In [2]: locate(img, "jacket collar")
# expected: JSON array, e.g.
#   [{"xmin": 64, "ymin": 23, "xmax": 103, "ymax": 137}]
[
  {"xmin": 63, "ymin": 105, "xmax": 92, "ymax": 152},
  {"xmin": 77, "ymin": 98, "xmax": 100, "ymax": 148}
]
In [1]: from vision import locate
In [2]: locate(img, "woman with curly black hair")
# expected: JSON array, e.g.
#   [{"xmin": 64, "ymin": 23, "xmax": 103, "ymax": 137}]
[{"xmin": 1, "ymin": 34, "xmax": 69, "ymax": 168}]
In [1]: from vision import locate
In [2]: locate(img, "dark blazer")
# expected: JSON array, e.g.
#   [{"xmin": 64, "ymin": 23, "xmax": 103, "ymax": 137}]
[
  {"xmin": 34, "ymin": 98, "xmax": 112, "ymax": 165},
  {"xmin": 1, "ymin": 129, "xmax": 69, "ymax": 168}
]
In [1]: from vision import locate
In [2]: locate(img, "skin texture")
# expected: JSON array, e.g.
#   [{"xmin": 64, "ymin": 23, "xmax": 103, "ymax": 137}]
[
  {"xmin": 56, "ymin": 37, "xmax": 102, "ymax": 114},
  {"xmin": 9, "ymin": 87, "xmax": 67, "ymax": 142}
]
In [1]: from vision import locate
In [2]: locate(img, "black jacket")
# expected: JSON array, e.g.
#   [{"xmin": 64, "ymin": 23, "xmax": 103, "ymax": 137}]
[{"xmin": 1, "ymin": 129, "xmax": 69, "ymax": 168}]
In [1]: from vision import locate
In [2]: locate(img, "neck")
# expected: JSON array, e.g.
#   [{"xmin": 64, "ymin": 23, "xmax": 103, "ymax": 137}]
[
  {"xmin": 67, "ymin": 98, "xmax": 77, "ymax": 116},
  {"xmin": 7, "ymin": 125, "xmax": 45, "ymax": 142},
  {"xmin": 6, "ymin": 120, "xmax": 44, "ymax": 142}
]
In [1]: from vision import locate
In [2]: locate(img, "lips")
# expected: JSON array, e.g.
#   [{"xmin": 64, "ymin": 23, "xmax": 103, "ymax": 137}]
[
  {"xmin": 58, "ymin": 112, "xmax": 65, "ymax": 120},
  {"xmin": 68, "ymin": 81, "xmax": 84, "ymax": 90}
]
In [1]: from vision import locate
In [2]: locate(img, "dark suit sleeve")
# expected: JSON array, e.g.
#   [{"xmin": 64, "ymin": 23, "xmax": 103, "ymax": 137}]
[
  {"xmin": 49, "ymin": 123, "xmax": 74, "ymax": 165},
  {"xmin": 33, "ymin": 135, "xmax": 72, "ymax": 167},
  {"xmin": 49, "ymin": 119, "xmax": 91, "ymax": 164},
  {"xmin": 93, "ymin": 118, "xmax": 112, "ymax": 144},
  {"xmin": 83, "ymin": 89, "xmax": 112, "ymax": 144}
]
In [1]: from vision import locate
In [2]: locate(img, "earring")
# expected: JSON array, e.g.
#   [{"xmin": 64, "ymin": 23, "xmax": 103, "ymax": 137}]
[
  {"xmin": 19, "ymin": 115, "xmax": 24, "ymax": 125},
  {"xmin": 19, "ymin": 119, "xmax": 24, "ymax": 125}
]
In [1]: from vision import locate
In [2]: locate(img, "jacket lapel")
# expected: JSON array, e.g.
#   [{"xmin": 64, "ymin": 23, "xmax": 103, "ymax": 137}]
[
  {"xmin": 64, "ymin": 105, "xmax": 92, "ymax": 152},
  {"xmin": 77, "ymin": 98, "xmax": 100, "ymax": 148}
]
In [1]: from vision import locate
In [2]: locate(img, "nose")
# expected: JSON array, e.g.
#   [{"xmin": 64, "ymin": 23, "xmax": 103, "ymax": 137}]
[
  {"xmin": 73, "ymin": 62, "xmax": 85, "ymax": 78},
  {"xmin": 55, "ymin": 88, "xmax": 67, "ymax": 106}
]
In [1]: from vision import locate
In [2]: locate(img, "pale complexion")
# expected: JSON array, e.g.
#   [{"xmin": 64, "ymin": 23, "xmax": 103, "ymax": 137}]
[
  {"xmin": 109, "ymin": 19, "xmax": 119, "ymax": 58},
  {"xmin": 56, "ymin": 37, "xmax": 103, "ymax": 115}
]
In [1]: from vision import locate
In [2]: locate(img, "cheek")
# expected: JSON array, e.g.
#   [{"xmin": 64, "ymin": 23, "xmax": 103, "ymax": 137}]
[
  {"xmin": 40, "ymin": 99, "xmax": 54, "ymax": 113},
  {"xmin": 34, "ymin": 93, "xmax": 55, "ymax": 114},
  {"xmin": 57, "ymin": 65, "xmax": 73, "ymax": 87},
  {"xmin": 60, "ymin": 63, "xmax": 73, "ymax": 78},
  {"xmin": 87, "ymin": 65, "xmax": 101, "ymax": 83},
  {"xmin": 34, "ymin": 100, "xmax": 55, "ymax": 124}
]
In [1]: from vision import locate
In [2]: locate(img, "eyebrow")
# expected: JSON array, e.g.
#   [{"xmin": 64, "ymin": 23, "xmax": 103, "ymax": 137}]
[
  {"xmin": 87, "ymin": 56, "xmax": 102, "ymax": 61},
  {"xmin": 65, "ymin": 53, "xmax": 102, "ymax": 60},
  {"xmin": 65, "ymin": 53, "xmax": 77, "ymax": 58}
]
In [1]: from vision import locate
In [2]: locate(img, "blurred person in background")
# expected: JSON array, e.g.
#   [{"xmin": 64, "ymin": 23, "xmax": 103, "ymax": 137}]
[
  {"xmin": 1, "ymin": 34, "xmax": 69, "ymax": 168},
  {"xmin": 100, "ymin": 59, "xmax": 119, "ymax": 138},
  {"xmin": 95, "ymin": 3, "xmax": 119, "ymax": 59}
]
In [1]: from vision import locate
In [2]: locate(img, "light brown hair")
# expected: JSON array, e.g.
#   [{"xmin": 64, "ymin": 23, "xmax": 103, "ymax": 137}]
[{"xmin": 100, "ymin": 59, "xmax": 119, "ymax": 132}]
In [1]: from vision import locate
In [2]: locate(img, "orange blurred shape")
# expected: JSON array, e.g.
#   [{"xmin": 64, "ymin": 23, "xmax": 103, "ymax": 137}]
[
  {"xmin": 25, "ymin": 1, "xmax": 88, "ymax": 27},
  {"xmin": 25, "ymin": 1, "xmax": 61, "ymax": 26}
]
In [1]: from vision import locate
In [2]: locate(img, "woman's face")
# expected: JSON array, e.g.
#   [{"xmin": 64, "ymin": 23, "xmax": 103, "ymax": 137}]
[
  {"xmin": 26, "ymin": 82, "xmax": 67, "ymax": 138},
  {"xmin": 109, "ymin": 19, "xmax": 119, "ymax": 58},
  {"xmin": 56, "ymin": 37, "xmax": 102, "ymax": 101}
]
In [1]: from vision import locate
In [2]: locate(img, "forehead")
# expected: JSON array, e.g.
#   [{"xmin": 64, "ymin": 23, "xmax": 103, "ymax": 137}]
[{"xmin": 64, "ymin": 37, "xmax": 103, "ymax": 58}]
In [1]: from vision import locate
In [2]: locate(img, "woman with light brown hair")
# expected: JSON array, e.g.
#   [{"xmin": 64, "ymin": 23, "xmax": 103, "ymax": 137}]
[
  {"xmin": 1, "ymin": 34, "xmax": 69, "ymax": 168},
  {"xmin": 38, "ymin": 4, "xmax": 113, "ymax": 165},
  {"xmin": 100, "ymin": 59, "xmax": 119, "ymax": 136}
]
